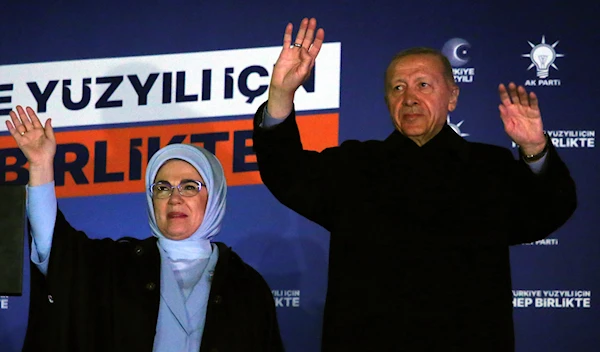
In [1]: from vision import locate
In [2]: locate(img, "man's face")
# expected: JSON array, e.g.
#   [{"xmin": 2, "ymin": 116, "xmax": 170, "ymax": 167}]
[{"xmin": 385, "ymin": 54, "xmax": 459, "ymax": 146}]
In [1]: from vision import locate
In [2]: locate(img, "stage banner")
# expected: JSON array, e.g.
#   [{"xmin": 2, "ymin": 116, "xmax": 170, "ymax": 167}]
[{"xmin": 0, "ymin": 2, "xmax": 597, "ymax": 351}]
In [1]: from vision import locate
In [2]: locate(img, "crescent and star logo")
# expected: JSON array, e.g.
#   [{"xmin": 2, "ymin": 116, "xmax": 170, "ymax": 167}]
[
  {"xmin": 442, "ymin": 38, "xmax": 471, "ymax": 67},
  {"xmin": 441, "ymin": 38, "xmax": 475, "ymax": 84}
]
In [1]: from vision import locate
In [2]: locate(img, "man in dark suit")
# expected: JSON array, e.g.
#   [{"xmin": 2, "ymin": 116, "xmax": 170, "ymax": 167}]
[{"xmin": 253, "ymin": 18, "xmax": 576, "ymax": 351}]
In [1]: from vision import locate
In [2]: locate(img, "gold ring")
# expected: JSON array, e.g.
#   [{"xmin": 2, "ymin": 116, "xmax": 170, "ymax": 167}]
[{"xmin": 292, "ymin": 43, "xmax": 302, "ymax": 48}]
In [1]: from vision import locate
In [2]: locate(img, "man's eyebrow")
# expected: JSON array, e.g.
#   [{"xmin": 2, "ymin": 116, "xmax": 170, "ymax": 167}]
[{"xmin": 388, "ymin": 77, "xmax": 407, "ymax": 85}]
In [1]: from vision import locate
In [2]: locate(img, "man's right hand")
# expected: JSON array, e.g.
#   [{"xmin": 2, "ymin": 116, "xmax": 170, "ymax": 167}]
[
  {"xmin": 267, "ymin": 17, "xmax": 325, "ymax": 119},
  {"xmin": 6, "ymin": 105, "xmax": 56, "ymax": 186}
]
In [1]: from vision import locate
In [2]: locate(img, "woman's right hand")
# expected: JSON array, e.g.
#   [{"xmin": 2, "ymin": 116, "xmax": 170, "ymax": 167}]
[{"xmin": 6, "ymin": 105, "xmax": 56, "ymax": 185}]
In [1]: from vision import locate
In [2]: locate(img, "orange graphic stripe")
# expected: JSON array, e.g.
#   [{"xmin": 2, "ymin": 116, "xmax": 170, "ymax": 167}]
[{"xmin": 0, "ymin": 113, "xmax": 339, "ymax": 198}]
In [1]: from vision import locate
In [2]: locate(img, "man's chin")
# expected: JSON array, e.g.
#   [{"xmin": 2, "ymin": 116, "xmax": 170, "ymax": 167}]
[{"xmin": 398, "ymin": 126, "xmax": 425, "ymax": 137}]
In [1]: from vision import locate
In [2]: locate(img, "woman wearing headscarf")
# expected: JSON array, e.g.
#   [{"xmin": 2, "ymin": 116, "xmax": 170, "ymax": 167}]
[{"xmin": 7, "ymin": 105, "xmax": 284, "ymax": 352}]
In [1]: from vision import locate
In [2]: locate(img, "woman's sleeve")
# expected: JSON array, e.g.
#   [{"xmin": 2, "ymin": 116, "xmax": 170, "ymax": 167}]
[{"xmin": 26, "ymin": 181, "xmax": 57, "ymax": 275}]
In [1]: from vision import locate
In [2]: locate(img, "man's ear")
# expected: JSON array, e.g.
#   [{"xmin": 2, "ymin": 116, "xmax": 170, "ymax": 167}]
[{"xmin": 448, "ymin": 85, "xmax": 460, "ymax": 112}]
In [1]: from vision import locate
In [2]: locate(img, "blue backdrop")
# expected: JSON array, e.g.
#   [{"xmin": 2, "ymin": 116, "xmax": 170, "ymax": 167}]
[{"xmin": 0, "ymin": 1, "xmax": 598, "ymax": 351}]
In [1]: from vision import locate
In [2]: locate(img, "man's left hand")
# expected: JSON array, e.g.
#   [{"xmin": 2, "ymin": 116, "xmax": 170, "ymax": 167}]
[{"xmin": 498, "ymin": 82, "xmax": 547, "ymax": 155}]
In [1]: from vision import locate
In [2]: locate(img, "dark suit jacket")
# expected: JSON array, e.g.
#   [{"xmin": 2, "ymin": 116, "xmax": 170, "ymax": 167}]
[
  {"xmin": 23, "ymin": 209, "xmax": 284, "ymax": 352},
  {"xmin": 252, "ymin": 102, "xmax": 576, "ymax": 352}
]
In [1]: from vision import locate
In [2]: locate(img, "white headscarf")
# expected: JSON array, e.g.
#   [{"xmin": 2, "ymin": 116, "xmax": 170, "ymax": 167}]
[{"xmin": 145, "ymin": 144, "xmax": 227, "ymax": 260}]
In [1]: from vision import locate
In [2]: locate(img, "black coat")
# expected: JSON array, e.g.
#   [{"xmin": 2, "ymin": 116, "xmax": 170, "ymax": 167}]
[
  {"xmin": 23, "ymin": 209, "xmax": 284, "ymax": 352},
  {"xmin": 252, "ymin": 103, "xmax": 576, "ymax": 352}
]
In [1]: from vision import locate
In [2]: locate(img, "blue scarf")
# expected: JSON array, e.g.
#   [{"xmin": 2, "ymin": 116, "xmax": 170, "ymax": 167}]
[{"xmin": 145, "ymin": 144, "xmax": 227, "ymax": 260}]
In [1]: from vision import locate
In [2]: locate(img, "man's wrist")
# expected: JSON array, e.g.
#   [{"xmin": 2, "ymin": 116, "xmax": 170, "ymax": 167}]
[
  {"xmin": 266, "ymin": 89, "xmax": 295, "ymax": 119},
  {"xmin": 519, "ymin": 132, "xmax": 549, "ymax": 162}
]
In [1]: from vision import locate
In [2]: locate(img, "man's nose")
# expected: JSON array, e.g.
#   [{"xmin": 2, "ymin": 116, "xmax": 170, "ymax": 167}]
[{"xmin": 403, "ymin": 88, "xmax": 419, "ymax": 106}]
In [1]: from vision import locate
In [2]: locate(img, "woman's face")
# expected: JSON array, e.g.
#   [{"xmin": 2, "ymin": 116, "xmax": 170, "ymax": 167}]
[{"xmin": 152, "ymin": 159, "xmax": 208, "ymax": 240}]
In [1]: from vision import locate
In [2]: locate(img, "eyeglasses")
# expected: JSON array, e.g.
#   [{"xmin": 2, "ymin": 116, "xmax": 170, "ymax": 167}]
[{"xmin": 149, "ymin": 180, "xmax": 204, "ymax": 199}]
